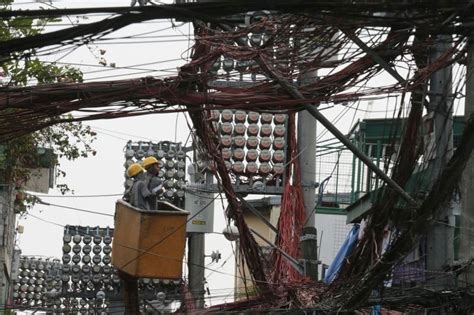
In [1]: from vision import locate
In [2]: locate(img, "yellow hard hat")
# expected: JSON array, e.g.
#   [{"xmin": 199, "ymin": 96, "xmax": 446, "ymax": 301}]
[
  {"xmin": 127, "ymin": 163, "xmax": 144, "ymax": 177},
  {"xmin": 143, "ymin": 156, "xmax": 159, "ymax": 168}
]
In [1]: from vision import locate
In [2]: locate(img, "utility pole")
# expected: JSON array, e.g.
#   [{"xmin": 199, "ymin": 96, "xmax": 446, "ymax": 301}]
[
  {"xmin": 426, "ymin": 34, "xmax": 454, "ymax": 288},
  {"xmin": 187, "ymin": 167, "xmax": 210, "ymax": 308},
  {"xmin": 298, "ymin": 73, "xmax": 318, "ymax": 281},
  {"xmin": 458, "ymin": 32, "xmax": 474, "ymax": 286}
]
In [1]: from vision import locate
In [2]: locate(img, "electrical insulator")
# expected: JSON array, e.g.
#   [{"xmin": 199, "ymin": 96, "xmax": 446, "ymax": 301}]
[
  {"xmin": 164, "ymin": 190, "xmax": 175, "ymax": 199},
  {"xmin": 222, "ymin": 58, "xmax": 235, "ymax": 73},
  {"xmin": 147, "ymin": 143, "xmax": 156, "ymax": 158},
  {"xmin": 83, "ymin": 235, "xmax": 92, "ymax": 244},
  {"xmin": 273, "ymin": 137, "xmax": 285, "ymax": 150},
  {"xmin": 82, "ymin": 265, "xmax": 91, "ymax": 273},
  {"xmin": 232, "ymin": 148, "xmax": 245, "ymax": 161},
  {"xmin": 246, "ymin": 136, "xmax": 259, "ymax": 149},
  {"xmin": 233, "ymin": 136, "xmax": 246, "ymax": 148},
  {"xmin": 72, "ymin": 254, "xmax": 81, "ymax": 264},
  {"xmin": 246, "ymin": 149, "xmax": 258, "ymax": 162},
  {"xmin": 176, "ymin": 180, "xmax": 185, "ymax": 189},
  {"xmin": 176, "ymin": 150, "xmax": 186, "ymax": 160},
  {"xmin": 232, "ymin": 161, "xmax": 245, "ymax": 174},
  {"xmin": 233, "ymin": 123, "xmax": 246, "ymax": 135},
  {"xmin": 220, "ymin": 135, "xmax": 232, "ymax": 147},
  {"xmin": 92, "ymin": 265, "xmax": 101, "ymax": 274},
  {"xmin": 165, "ymin": 150, "xmax": 175, "ymax": 160},
  {"xmin": 252, "ymin": 180, "xmax": 265, "ymax": 191},
  {"xmin": 219, "ymin": 122, "xmax": 233, "ymax": 135},
  {"xmin": 176, "ymin": 160, "xmax": 185, "ymax": 169},
  {"xmin": 221, "ymin": 109, "xmax": 233, "ymax": 122},
  {"xmin": 273, "ymin": 125, "xmax": 286, "ymax": 137},
  {"xmin": 247, "ymin": 123, "xmax": 259, "ymax": 136},
  {"xmin": 62, "ymin": 244, "xmax": 71, "ymax": 254},
  {"xmin": 272, "ymin": 163, "xmax": 285, "ymax": 175},
  {"xmin": 247, "ymin": 111, "xmax": 259, "ymax": 123},
  {"xmin": 102, "ymin": 255, "xmax": 111, "ymax": 265},
  {"xmin": 274, "ymin": 114, "xmax": 286, "ymax": 124},
  {"xmin": 211, "ymin": 58, "xmax": 221, "ymax": 73},
  {"xmin": 260, "ymin": 137, "xmax": 272, "ymax": 149},
  {"xmin": 260, "ymin": 113, "xmax": 273, "ymax": 124},
  {"xmin": 124, "ymin": 159, "xmax": 134, "ymax": 169},
  {"xmin": 125, "ymin": 178, "xmax": 133, "ymax": 189},
  {"xmin": 72, "ymin": 244, "xmax": 81, "ymax": 254},
  {"xmin": 93, "ymin": 235, "xmax": 102, "ymax": 244},
  {"xmin": 221, "ymin": 148, "xmax": 232, "ymax": 160},
  {"xmin": 176, "ymin": 190, "xmax": 185, "ymax": 198},
  {"xmin": 246, "ymin": 162, "xmax": 258, "ymax": 174},
  {"xmin": 103, "ymin": 235, "xmax": 112, "ymax": 244},
  {"xmin": 273, "ymin": 150, "xmax": 285, "ymax": 163},
  {"xmin": 234, "ymin": 110, "xmax": 246, "ymax": 122},
  {"xmin": 210, "ymin": 110, "xmax": 220, "ymax": 121},
  {"xmin": 175, "ymin": 169, "xmax": 185, "ymax": 179},
  {"xmin": 72, "ymin": 235, "xmax": 81, "ymax": 244},
  {"xmin": 164, "ymin": 180, "xmax": 174, "ymax": 189},
  {"xmin": 71, "ymin": 264, "xmax": 81, "ymax": 274},
  {"xmin": 63, "ymin": 235, "xmax": 72, "ymax": 244},
  {"xmin": 224, "ymin": 161, "xmax": 232, "ymax": 171},
  {"xmin": 92, "ymin": 255, "xmax": 101, "ymax": 265},
  {"xmin": 250, "ymin": 33, "xmax": 262, "ymax": 47},
  {"xmin": 259, "ymin": 150, "xmax": 271, "ymax": 162},
  {"xmin": 103, "ymin": 245, "xmax": 112, "ymax": 255},
  {"xmin": 93, "ymin": 245, "xmax": 102, "ymax": 255},
  {"xmin": 260, "ymin": 124, "xmax": 272, "ymax": 137},
  {"xmin": 236, "ymin": 60, "xmax": 248, "ymax": 73},
  {"xmin": 125, "ymin": 142, "xmax": 135, "ymax": 159},
  {"xmin": 164, "ymin": 169, "xmax": 174, "ymax": 179},
  {"xmin": 62, "ymin": 254, "xmax": 71, "ymax": 264},
  {"xmin": 259, "ymin": 162, "xmax": 272, "ymax": 174},
  {"xmin": 135, "ymin": 142, "xmax": 145, "ymax": 159},
  {"xmin": 82, "ymin": 255, "xmax": 91, "ymax": 264},
  {"xmin": 156, "ymin": 148, "xmax": 166, "ymax": 159},
  {"xmin": 165, "ymin": 160, "xmax": 175, "ymax": 169}
]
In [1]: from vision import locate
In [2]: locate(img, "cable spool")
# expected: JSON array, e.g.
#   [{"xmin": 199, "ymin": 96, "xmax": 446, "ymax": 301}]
[
  {"xmin": 246, "ymin": 149, "xmax": 258, "ymax": 162},
  {"xmin": 246, "ymin": 136, "xmax": 259, "ymax": 149},
  {"xmin": 219, "ymin": 122, "xmax": 233, "ymax": 135},
  {"xmin": 233, "ymin": 123, "xmax": 246, "ymax": 135},
  {"xmin": 259, "ymin": 150, "xmax": 271, "ymax": 162},
  {"xmin": 273, "ymin": 125, "xmax": 286, "ymax": 137},
  {"xmin": 260, "ymin": 137, "xmax": 272, "ymax": 149},
  {"xmin": 260, "ymin": 113, "xmax": 273, "ymax": 124},
  {"xmin": 234, "ymin": 110, "xmax": 246, "ymax": 122},
  {"xmin": 233, "ymin": 135, "xmax": 246, "ymax": 148},
  {"xmin": 221, "ymin": 109, "xmax": 233, "ymax": 122},
  {"xmin": 247, "ymin": 124, "xmax": 259, "ymax": 136},
  {"xmin": 220, "ymin": 135, "xmax": 232, "ymax": 147}
]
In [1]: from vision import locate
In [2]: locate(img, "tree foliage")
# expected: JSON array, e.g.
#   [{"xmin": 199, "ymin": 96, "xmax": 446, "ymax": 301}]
[{"xmin": 0, "ymin": 0, "xmax": 96, "ymax": 212}]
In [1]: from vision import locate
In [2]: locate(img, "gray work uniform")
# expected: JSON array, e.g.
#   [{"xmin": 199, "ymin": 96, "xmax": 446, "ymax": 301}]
[
  {"xmin": 130, "ymin": 179, "xmax": 152, "ymax": 210},
  {"xmin": 145, "ymin": 173, "xmax": 163, "ymax": 210}
]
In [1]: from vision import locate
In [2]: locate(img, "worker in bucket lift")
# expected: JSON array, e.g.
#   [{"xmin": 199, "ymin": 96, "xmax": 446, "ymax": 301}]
[
  {"xmin": 142, "ymin": 156, "xmax": 164, "ymax": 210},
  {"xmin": 126, "ymin": 163, "xmax": 161, "ymax": 210}
]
